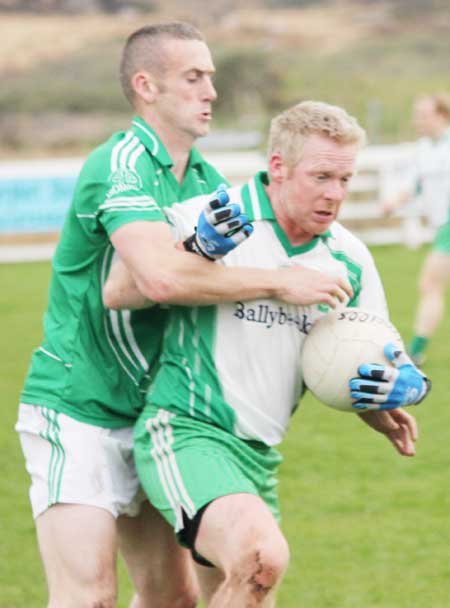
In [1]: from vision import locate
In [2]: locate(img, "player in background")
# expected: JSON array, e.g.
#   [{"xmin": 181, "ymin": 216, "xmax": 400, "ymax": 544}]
[
  {"xmin": 16, "ymin": 23, "xmax": 352, "ymax": 608},
  {"xmin": 382, "ymin": 93, "xmax": 450, "ymax": 365},
  {"xmin": 105, "ymin": 101, "xmax": 431, "ymax": 607}
]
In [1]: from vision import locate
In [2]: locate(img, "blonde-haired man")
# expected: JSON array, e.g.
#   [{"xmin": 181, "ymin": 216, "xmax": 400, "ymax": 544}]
[
  {"xmin": 106, "ymin": 100, "xmax": 429, "ymax": 606},
  {"xmin": 383, "ymin": 93, "xmax": 450, "ymax": 365}
]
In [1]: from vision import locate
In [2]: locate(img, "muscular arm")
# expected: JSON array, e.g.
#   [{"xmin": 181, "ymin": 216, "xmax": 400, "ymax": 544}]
[{"xmin": 105, "ymin": 221, "xmax": 353, "ymax": 308}]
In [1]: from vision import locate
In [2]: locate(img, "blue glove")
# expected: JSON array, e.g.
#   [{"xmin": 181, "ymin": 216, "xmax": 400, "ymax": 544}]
[
  {"xmin": 183, "ymin": 185, "xmax": 253, "ymax": 260},
  {"xmin": 349, "ymin": 342, "xmax": 431, "ymax": 411}
]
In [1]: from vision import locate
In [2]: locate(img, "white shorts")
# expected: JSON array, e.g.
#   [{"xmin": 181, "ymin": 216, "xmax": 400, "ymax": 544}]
[{"xmin": 16, "ymin": 403, "xmax": 145, "ymax": 520}]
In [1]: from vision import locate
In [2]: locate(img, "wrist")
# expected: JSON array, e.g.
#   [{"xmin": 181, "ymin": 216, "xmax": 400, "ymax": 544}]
[{"xmin": 183, "ymin": 233, "xmax": 215, "ymax": 261}]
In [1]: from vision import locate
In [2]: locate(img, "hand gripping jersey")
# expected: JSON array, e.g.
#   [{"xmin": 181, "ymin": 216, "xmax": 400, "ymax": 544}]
[
  {"xmin": 148, "ymin": 171, "xmax": 388, "ymax": 446},
  {"xmin": 21, "ymin": 117, "xmax": 227, "ymax": 428}
]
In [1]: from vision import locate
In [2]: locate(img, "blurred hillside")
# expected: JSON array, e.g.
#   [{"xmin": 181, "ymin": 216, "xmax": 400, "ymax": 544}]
[{"xmin": 0, "ymin": 0, "xmax": 449, "ymax": 157}]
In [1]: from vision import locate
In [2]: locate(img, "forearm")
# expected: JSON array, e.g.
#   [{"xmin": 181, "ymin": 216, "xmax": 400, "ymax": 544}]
[
  {"xmin": 133, "ymin": 249, "xmax": 279, "ymax": 305},
  {"xmin": 108, "ymin": 221, "xmax": 352, "ymax": 309}
]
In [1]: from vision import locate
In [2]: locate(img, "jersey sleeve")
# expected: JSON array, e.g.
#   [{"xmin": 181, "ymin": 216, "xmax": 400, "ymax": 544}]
[{"xmin": 97, "ymin": 166, "xmax": 166, "ymax": 236}]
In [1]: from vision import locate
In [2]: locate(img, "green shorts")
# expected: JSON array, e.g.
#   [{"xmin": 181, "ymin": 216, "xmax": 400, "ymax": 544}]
[
  {"xmin": 432, "ymin": 222, "xmax": 450, "ymax": 254},
  {"xmin": 134, "ymin": 405, "xmax": 283, "ymax": 541}
]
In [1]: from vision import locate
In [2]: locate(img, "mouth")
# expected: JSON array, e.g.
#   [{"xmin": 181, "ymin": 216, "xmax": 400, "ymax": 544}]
[
  {"xmin": 313, "ymin": 210, "xmax": 334, "ymax": 223},
  {"xmin": 200, "ymin": 110, "xmax": 212, "ymax": 121}
]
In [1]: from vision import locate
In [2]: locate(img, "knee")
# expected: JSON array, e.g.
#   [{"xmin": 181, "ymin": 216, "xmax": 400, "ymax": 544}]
[{"xmin": 234, "ymin": 536, "xmax": 290, "ymax": 600}]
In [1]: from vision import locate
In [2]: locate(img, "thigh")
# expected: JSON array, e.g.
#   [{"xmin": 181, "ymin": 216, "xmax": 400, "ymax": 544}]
[
  {"xmin": 134, "ymin": 406, "xmax": 282, "ymax": 535},
  {"xmin": 16, "ymin": 403, "xmax": 143, "ymax": 519},
  {"xmin": 118, "ymin": 500, "xmax": 198, "ymax": 601},
  {"xmin": 36, "ymin": 503, "xmax": 118, "ymax": 604}
]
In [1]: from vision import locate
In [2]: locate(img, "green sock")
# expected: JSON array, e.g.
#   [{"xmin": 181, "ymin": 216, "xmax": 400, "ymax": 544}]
[{"xmin": 409, "ymin": 335, "xmax": 429, "ymax": 356}]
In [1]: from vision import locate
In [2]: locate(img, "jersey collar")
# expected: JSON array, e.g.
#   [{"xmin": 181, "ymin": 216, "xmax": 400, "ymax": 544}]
[
  {"xmin": 131, "ymin": 116, "xmax": 173, "ymax": 167},
  {"xmin": 131, "ymin": 116, "xmax": 205, "ymax": 171},
  {"xmin": 186, "ymin": 146, "xmax": 206, "ymax": 170}
]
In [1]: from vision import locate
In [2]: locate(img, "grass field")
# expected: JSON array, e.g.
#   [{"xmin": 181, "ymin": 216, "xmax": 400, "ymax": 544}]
[{"xmin": 1, "ymin": 244, "xmax": 449, "ymax": 607}]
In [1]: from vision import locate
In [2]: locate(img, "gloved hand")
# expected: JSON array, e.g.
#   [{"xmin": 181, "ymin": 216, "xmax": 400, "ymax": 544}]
[
  {"xmin": 349, "ymin": 342, "xmax": 431, "ymax": 411},
  {"xmin": 183, "ymin": 185, "xmax": 253, "ymax": 260}
]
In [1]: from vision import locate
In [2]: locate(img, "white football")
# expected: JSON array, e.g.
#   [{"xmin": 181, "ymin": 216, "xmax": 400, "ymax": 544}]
[{"xmin": 301, "ymin": 308, "xmax": 404, "ymax": 412}]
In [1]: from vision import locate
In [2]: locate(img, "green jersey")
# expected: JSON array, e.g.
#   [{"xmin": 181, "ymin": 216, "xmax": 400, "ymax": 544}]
[{"xmin": 21, "ymin": 116, "xmax": 226, "ymax": 428}]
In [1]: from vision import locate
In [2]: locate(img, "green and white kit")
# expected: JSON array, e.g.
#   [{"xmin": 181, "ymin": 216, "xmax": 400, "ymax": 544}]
[
  {"xmin": 135, "ymin": 171, "xmax": 388, "ymax": 531},
  {"xmin": 17, "ymin": 117, "xmax": 226, "ymax": 518},
  {"xmin": 20, "ymin": 116, "xmax": 226, "ymax": 428}
]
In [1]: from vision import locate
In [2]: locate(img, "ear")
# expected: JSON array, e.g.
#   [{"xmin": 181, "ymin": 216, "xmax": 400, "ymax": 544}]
[
  {"xmin": 131, "ymin": 71, "xmax": 159, "ymax": 104},
  {"xmin": 268, "ymin": 152, "xmax": 289, "ymax": 184}
]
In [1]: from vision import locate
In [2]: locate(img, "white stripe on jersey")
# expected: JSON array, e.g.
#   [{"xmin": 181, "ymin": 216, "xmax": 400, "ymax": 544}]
[
  {"xmin": 128, "ymin": 143, "xmax": 146, "ymax": 170},
  {"xmin": 109, "ymin": 310, "xmax": 140, "ymax": 371},
  {"xmin": 38, "ymin": 346, "xmax": 72, "ymax": 368},
  {"xmin": 103, "ymin": 314, "xmax": 139, "ymax": 387},
  {"xmin": 111, "ymin": 131, "xmax": 133, "ymax": 172},
  {"xmin": 101, "ymin": 207, "xmax": 160, "ymax": 214},
  {"xmin": 119, "ymin": 135, "xmax": 141, "ymax": 169},
  {"xmin": 101, "ymin": 247, "xmax": 140, "ymax": 385},
  {"xmin": 121, "ymin": 310, "xmax": 150, "ymax": 372},
  {"xmin": 99, "ymin": 197, "xmax": 157, "ymax": 210},
  {"xmin": 132, "ymin": 120, "xmax": 159, "ymax": 156}
]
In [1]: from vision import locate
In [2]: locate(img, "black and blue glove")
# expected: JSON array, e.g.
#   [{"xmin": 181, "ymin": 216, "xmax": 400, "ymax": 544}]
[
  {"xmin": 349, "ymin": 342, "xmax": 431, "ymax": 411},
  {"xmin": 183, "ymin": 185, "xmax": 253, "ymax": 260}
]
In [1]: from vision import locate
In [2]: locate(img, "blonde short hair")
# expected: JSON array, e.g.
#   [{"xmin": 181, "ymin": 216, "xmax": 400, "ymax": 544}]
[{"xmin": 268, "ymin": 100, "xmax": 366, "ymax": 168}]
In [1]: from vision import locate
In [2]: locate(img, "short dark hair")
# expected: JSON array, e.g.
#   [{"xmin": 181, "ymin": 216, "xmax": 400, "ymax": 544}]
[{"xmin": 120, "ymin": 21, "xmax": 204, "ymax": 104}]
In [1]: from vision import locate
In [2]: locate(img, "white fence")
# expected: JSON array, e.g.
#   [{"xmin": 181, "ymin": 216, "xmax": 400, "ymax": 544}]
[{"xmin": 0, "ymin": 143, "xmax": 426, "ymax": 263}]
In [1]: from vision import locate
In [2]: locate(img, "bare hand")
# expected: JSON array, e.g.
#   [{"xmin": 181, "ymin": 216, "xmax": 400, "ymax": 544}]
[
  {"xmin": 276, "ymin": 265, "xmax": 353, "ymax": 307},
  {"xmin": 358, "ymin": 408, "xmax": 418, "ymax": 456}
]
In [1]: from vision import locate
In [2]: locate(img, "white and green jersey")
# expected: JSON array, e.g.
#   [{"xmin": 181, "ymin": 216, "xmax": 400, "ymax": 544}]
[
  {"xmin": 148, "ymin": 171, "xmax": 388, "ymax": 446},
  {"xmin": 21, "ymin": 116, "xmax": 226, "ymax": 428},
  {"xmin": 404, "ymin": 127, "xmax": 450, "ymax": 229}
]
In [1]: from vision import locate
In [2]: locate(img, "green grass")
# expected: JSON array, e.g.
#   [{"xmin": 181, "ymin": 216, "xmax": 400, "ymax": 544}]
[{"xmin": 1, "ymin": 244, "xmax": 449, "ymax": 606}]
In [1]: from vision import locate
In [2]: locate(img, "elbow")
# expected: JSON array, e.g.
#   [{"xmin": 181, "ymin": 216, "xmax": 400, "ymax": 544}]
[{"xmin": 102, "ymin": 283, "xmax": 120, "ymax": 310}]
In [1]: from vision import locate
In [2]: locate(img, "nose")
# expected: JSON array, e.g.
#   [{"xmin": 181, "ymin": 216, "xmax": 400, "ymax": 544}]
[
  {"xmin": 203, "ymin": 76, "xmax": 217, "ymax": 102},
  {"xmin": 325, "ymin": 181, "xmax": 346, "ymax": 201}
]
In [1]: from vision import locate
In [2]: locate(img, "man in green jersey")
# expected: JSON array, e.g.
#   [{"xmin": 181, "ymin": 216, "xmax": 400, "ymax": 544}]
[
  {"xmin": 382, "ymin": 93, "xmax": 450, "ymax": 365},
  {"xmin": 106, "ymin": 101, "xmax": 429, "ymax": 606},
  {"xmin": 16, "ymin": 23, "xmax": 352, "ymax": 608}
]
